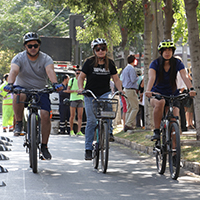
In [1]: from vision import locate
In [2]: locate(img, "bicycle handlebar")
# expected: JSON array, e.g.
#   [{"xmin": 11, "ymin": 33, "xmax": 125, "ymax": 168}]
[
  {"xmin": 152, "ymin": 92, "xmax": 190, "ymax": 101},
  {"xmin": 13, "ymin": 87, "xmax": 55, "ymax": 104}
]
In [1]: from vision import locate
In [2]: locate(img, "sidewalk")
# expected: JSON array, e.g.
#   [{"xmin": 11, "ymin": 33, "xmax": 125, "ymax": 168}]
[{"xmin": 114, "ymin": 125, "xmax": 200, "ymax": 176}]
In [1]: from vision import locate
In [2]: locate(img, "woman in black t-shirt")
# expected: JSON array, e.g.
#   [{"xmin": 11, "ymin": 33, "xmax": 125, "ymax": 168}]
[{"xmin": 78, "ymin": 38, "xmax": 123, "ymax": 160}]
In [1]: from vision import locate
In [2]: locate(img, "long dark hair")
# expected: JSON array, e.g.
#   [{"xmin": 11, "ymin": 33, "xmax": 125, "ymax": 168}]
[
  {"xmin": 156, "ymin": 56, "xmax": 177, "ymax": 92},
  {"xmin": 87, "ymin": 53, "xmax": 110, "ymax": 71}
]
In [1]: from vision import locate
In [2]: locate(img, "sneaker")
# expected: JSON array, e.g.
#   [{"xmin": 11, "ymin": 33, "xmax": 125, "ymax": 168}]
[
  {"xmin": 85, "ymin": 150, "xmax": 92, "ymax": 160},
  {"xmin": 70, "ymin": 130, "xmax": 75, "ymax": 136},
  {"xmin": 151, "ymin": 129, "xmax": 160, "ymax": 141},
  {"xmin": 14, "ymin": 121, "xmax": 23, "ymax": 136},
  {"xmin": 3, "ymin": 129, "xmax": 6, "ymax": 133},
  {"xmin": 109, "ymin": 134, "xmax": 115, "ymax": 142},
  {"xmin": 76, "ymin": 131, "xmax": 84, "ymax": 136},
  {"xmin": 41, "ymin": 144, "xmax": 52, "ymax": 160}
]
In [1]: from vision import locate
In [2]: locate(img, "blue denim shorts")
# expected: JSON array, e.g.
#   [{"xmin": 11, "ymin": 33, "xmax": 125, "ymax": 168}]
[{"xmin": 14, "ymin": 86, "xmax": 51, "ymax": 112}]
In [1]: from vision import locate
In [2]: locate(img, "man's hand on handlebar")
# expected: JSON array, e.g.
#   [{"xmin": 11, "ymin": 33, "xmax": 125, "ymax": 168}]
[
  {"xmin": 52, "ymin": 83, "xmax": 63, "ymax": 92},
  {"xmin": 4, "ymin": 83, "xmax": 13, "ymax": 93}
]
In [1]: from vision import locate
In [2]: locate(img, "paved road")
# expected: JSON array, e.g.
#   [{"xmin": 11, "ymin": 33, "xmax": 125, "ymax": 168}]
[{"xmin": 0, "ymin": 131, "xmax": 200, "ymax": 200}]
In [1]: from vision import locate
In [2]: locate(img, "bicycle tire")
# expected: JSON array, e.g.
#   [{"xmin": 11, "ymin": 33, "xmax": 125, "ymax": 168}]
[
  {"xmin": 156, "ymin": 127, "xmax": 167, "ymax": 174},
  {"xmin": 31, "ymin": 113, "xmax": 38, "ymax": 173},
  {"xmin": 93, "ymin": 126, "xmax": 99, "ymax": 169},
  {"xmin": 168, "ymin": 122, "xmax": 181, "ymax": 180},
  {"xmin": 28, "ymin": 117, "xmax": 33, "ymax": 169},
  {"xmin": 100, "ymin": 121, "xmax": 109, "ymax": 173}
]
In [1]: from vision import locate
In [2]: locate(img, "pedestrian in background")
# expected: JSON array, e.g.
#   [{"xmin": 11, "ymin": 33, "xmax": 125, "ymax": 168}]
[
  {"xmin": 0, "ymin": 73, "xmax": 14, "ymax": 132},
  {"xmin": 136, "ymin": 68, "xmax": 145, "ymax": 129},
  {"xmin": 66, "ymin": 69, "xmax": 86, "ymax": 136},
  {"xmin": 59, "ymin": 74, "xmax": 70, "ymax": 134},
  {"xmin": 121, "ymin": 54, "xmax": 139, "ymax": 132}
]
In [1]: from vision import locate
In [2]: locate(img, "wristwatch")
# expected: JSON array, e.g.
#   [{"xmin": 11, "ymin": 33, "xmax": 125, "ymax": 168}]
[{"xmin": 189, "ymin": 87, "xmax": 194, "ymax": 92}]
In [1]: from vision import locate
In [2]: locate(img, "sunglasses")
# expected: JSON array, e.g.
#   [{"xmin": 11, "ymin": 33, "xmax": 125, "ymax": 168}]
[
  {"xmin": 76, "ymin": 72, "xmax": 80, "ymax": 75},
  {"xmin": 27, "ymin": 44, "xmax": 39, "ymax": 49},
  {"xmin": 95, "ymin": 46, "xmax": 106, "ymax": 52}
]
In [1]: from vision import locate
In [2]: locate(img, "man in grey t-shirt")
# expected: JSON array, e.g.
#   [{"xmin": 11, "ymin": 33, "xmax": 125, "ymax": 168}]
[{"xmin": 4, "ymin": 32, "xmax": 62, "ymax": 160}]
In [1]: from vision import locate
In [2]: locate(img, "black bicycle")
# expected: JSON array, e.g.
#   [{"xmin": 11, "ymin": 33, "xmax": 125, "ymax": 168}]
[
  {"xmin": 152, "ymin": 93, "xmax": 190, "ymax": 180},
  {"xmin": 13, "ymin": 86, "xmax": 54, "ymax": 173},
  {"xmin": 81, "ymin": 90, "xmax": 125, "ymax": 173}
]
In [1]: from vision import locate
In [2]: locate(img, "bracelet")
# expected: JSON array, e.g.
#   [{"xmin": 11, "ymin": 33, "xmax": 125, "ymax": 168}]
[{"xmin": 189, "ymin": 87, "xmax": 194, "ymax": 92}]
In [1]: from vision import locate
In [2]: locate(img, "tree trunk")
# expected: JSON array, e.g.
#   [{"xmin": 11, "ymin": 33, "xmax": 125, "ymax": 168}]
[
  {"xmin": 151, "ymin": 0, "xmax": 163, "ymax": 60},
  {"xmin": 163, "ymin": 0, "xmax": 174, "ymax": 39},
  {"xmin": 184, "ymin": 0, "xmax": 200, "ymax": 140},
  {"xmin": 143, "ymin": 0, "xmax": 153, "ymax": 130}
]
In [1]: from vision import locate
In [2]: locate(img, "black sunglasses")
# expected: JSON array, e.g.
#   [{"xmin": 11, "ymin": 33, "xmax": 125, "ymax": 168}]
[
  {"xmin": 76, "ymin": 72, "xmax": 80, "ymax": 75},
  {"xmin": 27, "ymin": 44, "xmax": 39, "ymax": 49},
  {"xmin": 95, "ymin": 46, "xmax": 106, "ymax": 52}
]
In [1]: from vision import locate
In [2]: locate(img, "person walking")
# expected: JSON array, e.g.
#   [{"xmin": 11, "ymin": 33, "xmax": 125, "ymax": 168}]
[
  {"xmin": 66, "ymin": 69, "xmax": 85, "ymax": 136},
  {"xmin": 78, "ymin": 38, "xmax": 124, "ymax": 160},
  {"xmin": 0, "ymin": 73, "xmax": 14, "ymax": 132},
  {"xmin": 59, "ymin": 74, "xmax": 70, "ymax": 134},
  {"xmin": 121, "ymin": 54, "xmax": 139, "ymax": 132},
  {"xmin": 4, "ymin": 32, "xmax": 62, "ymax": 160}
]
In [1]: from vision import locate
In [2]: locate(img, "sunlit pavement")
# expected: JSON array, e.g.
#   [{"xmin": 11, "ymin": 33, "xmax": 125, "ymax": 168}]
[{"xmin": 0, "ymin": 127, "xmax": 200, "ymax": 199}]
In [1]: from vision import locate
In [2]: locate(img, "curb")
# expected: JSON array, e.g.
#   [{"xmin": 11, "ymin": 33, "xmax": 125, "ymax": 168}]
[{"xmin": 114, "ymin": 136, "xmax": 200, "ymax": 175}]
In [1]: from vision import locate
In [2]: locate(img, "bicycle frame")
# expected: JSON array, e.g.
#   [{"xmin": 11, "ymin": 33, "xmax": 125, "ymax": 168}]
[
  {"xmin": 81, "ymin": 89, "xmax": 125, "ymax": 173},
  {"xmin": 14, "ymin": 87, "xmax": 54, "ymax": 173},
  {"xmin": 153, "ymin": 93, "xmax": 189, "ymax": 180}
]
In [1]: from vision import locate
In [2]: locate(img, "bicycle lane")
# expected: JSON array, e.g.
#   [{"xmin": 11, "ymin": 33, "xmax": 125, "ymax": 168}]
[{"xmin": 0, "ymin": 131, "xmax": 200, "ymax": 200}]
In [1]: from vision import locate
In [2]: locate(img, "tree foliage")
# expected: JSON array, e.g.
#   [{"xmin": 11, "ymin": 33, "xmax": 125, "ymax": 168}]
[{"xmin": 0, "ymin": 0, "xmax": 70, "ymax": 78}]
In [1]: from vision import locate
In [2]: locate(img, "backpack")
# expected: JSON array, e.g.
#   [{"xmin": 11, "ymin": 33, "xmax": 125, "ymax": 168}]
[{"xmin": 70, "ymin": 77, "xmax": 75, "ymax": 88}]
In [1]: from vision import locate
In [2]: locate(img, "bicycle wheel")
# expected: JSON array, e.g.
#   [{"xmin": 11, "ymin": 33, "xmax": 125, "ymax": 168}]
[
  {"xmin": 168, "ymin": 122, "xmax": 181, "ymax": 180},
  {"xmin": 93, "ymin": 126, "xmax": 99, "ymax": 169},
  {"xmin": 100, "ymin": 121, "xmax": 109, "ymax": 173},
  {"xmin": 31, "ymin": 113, "xmax": 38, "ymax": 173},
  {"xmin": 156, "ymin": 127, "xmax": 167, "ymax": 174}
]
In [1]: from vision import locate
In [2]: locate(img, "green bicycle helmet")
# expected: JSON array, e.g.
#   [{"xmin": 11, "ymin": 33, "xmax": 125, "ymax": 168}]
[{"xmin": 158, "ymin": 39, "xmax": 176, "ymax": 54}]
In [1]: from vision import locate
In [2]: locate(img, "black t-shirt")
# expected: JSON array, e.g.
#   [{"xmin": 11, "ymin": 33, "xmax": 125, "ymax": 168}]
[{"xmin": 82, "ymin": 57, "xmax": 117, "ymax": 96}]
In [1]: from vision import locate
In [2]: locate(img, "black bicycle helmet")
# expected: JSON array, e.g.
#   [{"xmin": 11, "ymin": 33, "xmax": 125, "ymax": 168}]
[
  {"xmin": 23, "ymin": 32, "xmax": 41, "ymax": 45},
  {"xmin": 158, "ymin": 39, "xmax": 176, "ymax": 55}
]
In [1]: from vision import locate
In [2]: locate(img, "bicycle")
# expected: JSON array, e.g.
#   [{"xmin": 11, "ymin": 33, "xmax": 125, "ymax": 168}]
[
  {"xmin": 13, "ymin": 86, "xmax": 55, "ymax": 173},
  {"xmin": 152, "ymin": 92, "xmax": 190, "ymax": 180},
  {"xmin": 80, "ymin": 90, "xmax": 126, "ymax": 173}
]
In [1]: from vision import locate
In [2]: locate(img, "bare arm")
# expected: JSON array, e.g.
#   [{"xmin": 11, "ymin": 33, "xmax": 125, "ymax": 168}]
[
  {"xmin": 145, "ymin": 68, "xmax": 156, "ymax": 98},
  {"xmin": 46, "ymin": 64, "xmax": 63, "ymax": 91},
  {"xmin": 45, "ymin": 64, "xmax": 58, "ymax": 84},
  {"xmin": 112, "ymin": 74, "xmax": 124, "ymax": 93},
  {"xmin": 77, "ymin": 72, "xmax": 86, "ymax": 93},
  {"xmin": 65, "ymin": 85, "xmax": 78, "ymax": 93},
  {"xmin": 7, "ymin": 63, "xmax": 20, "ymax": 84}
]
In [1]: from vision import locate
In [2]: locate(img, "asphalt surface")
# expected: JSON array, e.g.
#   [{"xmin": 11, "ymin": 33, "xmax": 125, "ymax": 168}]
[{"xmin": 0, "ymin": 131, "xmax": 200, "ymax": 200}]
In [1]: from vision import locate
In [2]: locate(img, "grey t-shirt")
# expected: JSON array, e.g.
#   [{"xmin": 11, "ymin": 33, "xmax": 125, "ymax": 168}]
[{"xmin": 12, "ymin": 50, "xmax": 54, "ymax": 89}]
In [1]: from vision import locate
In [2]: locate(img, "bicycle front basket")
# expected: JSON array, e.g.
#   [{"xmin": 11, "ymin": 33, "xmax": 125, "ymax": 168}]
[{"xmin": 92, "ymin": 98, "xmax": 118, "ymax": 119}]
